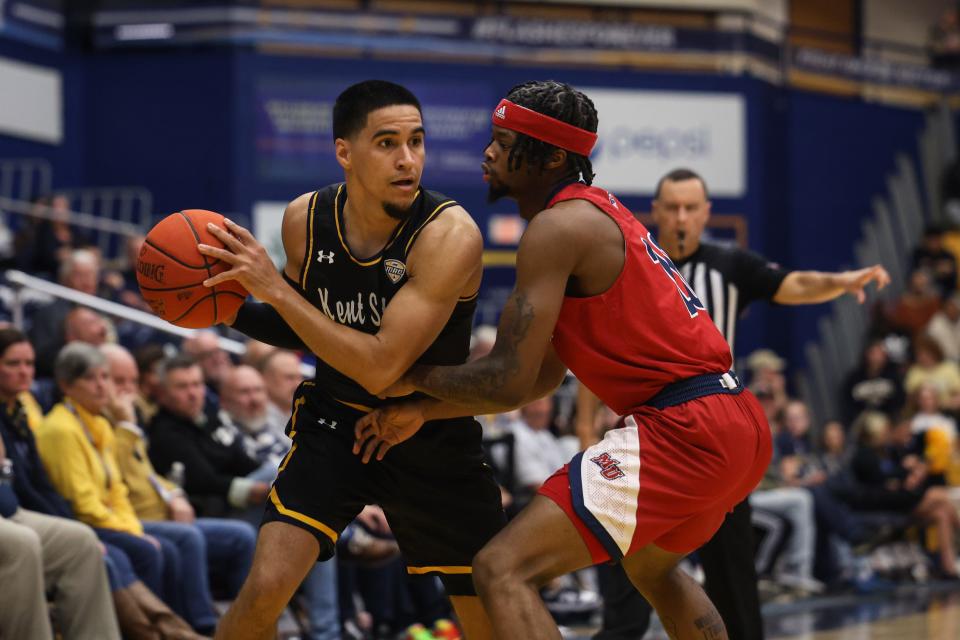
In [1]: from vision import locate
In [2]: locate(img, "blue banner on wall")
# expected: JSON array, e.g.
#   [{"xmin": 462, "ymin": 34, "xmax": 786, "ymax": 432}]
[
  {"xmin": 255, "ymin": 75, "xmax": 495, "ymax": 186},
  {"xmin": 0, "ymin": 0, "xmax": 63, "ymax": 50}
]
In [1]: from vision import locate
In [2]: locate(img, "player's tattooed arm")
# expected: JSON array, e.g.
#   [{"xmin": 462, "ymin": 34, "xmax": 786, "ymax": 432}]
[{"xmin": 403, "ymin": 210, "xmax": 577, "ymax": 411}]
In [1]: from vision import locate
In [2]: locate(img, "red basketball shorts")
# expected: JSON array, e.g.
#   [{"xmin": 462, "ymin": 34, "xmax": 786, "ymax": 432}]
[{"xmin": 539, "ymin": 390, "xmax": 772, "ymax": 563}]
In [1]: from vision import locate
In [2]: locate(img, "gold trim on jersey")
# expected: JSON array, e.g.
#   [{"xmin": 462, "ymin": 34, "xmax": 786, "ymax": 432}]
[
  {"xmin": 334, "ymin": 184, "xmax": 417, "ymax": 266},
  {"xmin": 277, "ymin": 443, "xmax": 297, "ymax": 472},
  {"xmin": 269, "ymin": 487, "xmax": 339, "ymax": 544},
  {"xmin": 458, "ymin": 290, "xmax": 480, "ymax": 302},
  {"xmin": 407, "ymin": 565, "xmax": 473, "ymax": 575},
  {"xmin": 300, "ymin": 192, "xmax": 319, "ymax": 289},
  {"xmin": 332, "ymin": 397, "xmax": 374, "ymax": 412},
  {"xmin": 404, "ymin": 200, "xmax": 458, "ymax": 255},
  {"xmin": 288, "ymin": 381, "xmax": 314, "ymax": 439}
]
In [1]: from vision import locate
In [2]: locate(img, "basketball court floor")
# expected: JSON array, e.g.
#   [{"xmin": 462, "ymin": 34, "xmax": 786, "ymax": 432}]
[{"xmin": 567, "ymin": 583, "xmax": 960, "ymax": 639}]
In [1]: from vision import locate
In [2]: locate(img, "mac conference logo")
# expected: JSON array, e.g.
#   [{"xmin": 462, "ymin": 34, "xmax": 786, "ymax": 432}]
[{"xmin": 384, "ymin": 259, "xmax": 406, "ymax": 284}]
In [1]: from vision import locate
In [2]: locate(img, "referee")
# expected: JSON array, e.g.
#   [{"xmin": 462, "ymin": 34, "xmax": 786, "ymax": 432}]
[{"xmin": 586, "ymin": 168, "xmax": 889, "ymax": 640}]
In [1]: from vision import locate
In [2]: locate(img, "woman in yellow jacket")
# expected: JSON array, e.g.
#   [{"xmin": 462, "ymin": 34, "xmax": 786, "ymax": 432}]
[{"xmin": 36, "ymin": 342, "xmax": 208, "ymax": 639}]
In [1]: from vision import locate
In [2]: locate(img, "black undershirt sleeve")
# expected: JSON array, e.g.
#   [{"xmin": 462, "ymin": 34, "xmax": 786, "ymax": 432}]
[{"xmin": 229, "ymin": 273, "xmax": 307, "ymax": 349}]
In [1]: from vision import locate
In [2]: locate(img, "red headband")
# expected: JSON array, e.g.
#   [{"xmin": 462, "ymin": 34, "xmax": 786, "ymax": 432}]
[{"xmin": 491, "ymin": 99, "xmax": 597, "ymax": 157}]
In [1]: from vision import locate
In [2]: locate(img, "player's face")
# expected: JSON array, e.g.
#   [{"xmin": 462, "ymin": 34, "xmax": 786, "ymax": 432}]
[
  {"xmin": 483, "ymin": 125, "xmax": 523, "ymax": 203},
  {"xmin": 338, "ymin": 105, "xmax": 425, "ymax": 220},
  {"xmin": 652, "ymin": 178, "xmax": 711, "ymax": 248},
  {"xmin": 0, "ymin": 341, "xmax": 34, "ymax": 399}
]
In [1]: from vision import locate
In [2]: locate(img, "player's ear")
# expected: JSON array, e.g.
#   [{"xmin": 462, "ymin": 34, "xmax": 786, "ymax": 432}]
[
  {"xmin": 334, "ymin": 138, "xmax": 351, "ymax": 171},
  {"xmin": 545, "ymin": 148, "xmax": 567, "ymax": 171}
]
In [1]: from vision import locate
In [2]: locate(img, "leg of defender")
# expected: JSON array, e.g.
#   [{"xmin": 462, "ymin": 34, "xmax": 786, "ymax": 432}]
[
  {"xmin": 215, "ymin": 522, "xmax": 321, "ymax": 640},
  {"xmin": 621, "ymin": 545, "xmax": 727, "ymax": 640},
  {"xmin": 473, "ymin": 495, "xmax": 596, "ymax": 640}
]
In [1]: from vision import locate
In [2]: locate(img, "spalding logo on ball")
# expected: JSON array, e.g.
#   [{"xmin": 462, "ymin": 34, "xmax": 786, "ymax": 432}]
[{"xmin": 137, "ymin": 210, "xmax": 248, "ymax": 328}]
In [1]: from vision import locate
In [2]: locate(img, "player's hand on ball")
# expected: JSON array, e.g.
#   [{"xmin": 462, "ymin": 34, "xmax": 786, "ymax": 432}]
[
  {"xmin": 353, "ymin": 401, "xmax": 427, "ymax": 464},
  {"xmin": 198, "ymin": 219, "xmax": 283, "ymax": 303}
]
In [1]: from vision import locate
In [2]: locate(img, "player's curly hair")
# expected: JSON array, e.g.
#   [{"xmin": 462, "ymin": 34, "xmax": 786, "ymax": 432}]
[{"xmin": 502, "ymin": 80, "xmax": 598, "ymax": 185}]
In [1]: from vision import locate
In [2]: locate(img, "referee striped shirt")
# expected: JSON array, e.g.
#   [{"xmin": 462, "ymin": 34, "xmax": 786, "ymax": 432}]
[{"xmin": 674, "ymin": 242, "xmax": 788, "ymax": 352}]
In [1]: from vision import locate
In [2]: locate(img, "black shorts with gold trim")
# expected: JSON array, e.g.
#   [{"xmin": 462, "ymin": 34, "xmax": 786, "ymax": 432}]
[{"xmin": 261, "ymin": 383, "xmax": 507, "ymax": 596}]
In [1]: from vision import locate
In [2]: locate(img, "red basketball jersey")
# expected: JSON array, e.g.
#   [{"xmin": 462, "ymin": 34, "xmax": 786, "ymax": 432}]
[{"xmin": 549, "ymin": 183, "xmax": 732, "ymax": 415}]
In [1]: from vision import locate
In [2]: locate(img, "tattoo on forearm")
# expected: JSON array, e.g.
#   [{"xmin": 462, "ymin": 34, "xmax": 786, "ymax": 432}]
[
  {"xmin": 662, "ymin": 616, "xmax": 679, "ymax": 639},
  {"xmin": 413, "ymin": 291, "xmax": 536, "ymax": 407},
  {"xmin": 694, "ymin": 611, "xmax": 725, "ymax": 639}
]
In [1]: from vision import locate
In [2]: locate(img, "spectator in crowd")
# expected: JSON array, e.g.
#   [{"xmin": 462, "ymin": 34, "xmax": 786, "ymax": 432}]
[
  {"xmin": 746, "ymin": 349, "xmax": 789, "ymax": 426},
  {"xmin": 502, "ymin": 396, "xmax": 573, "ymax": 502},
  {"xmin": 219, "ymin": 365, "xmax": 290, "ymax": 469},
  {"xmin": 842, "ymin": 339, "xmax": 905, "ymax": 425},
  {"xmin": 851, "ymin": 413, "xmax": 960, "ymax": 578},
  {"xmin": 103, "ymin": 234, "xmax": 152, "ymax": 311},
  {"xmin": 0, "ymin": 330, "xmax": 220, "ymax": 639},
  {"xmin": 181, "ymin": 331, "xmax": 233, "ymax": 402},
  {"xmin": 0, "ymin": 400, "xmax": 120, "ymax": 640},
  {"xmin": 147, "ymin": 355, "xmax": 269, "ymax": 518},
  {"xmin": 103, "ymin": 344, "xmax": 257, "ymax": 599},
  {"xmin": 913, "ymin": 225, "xmax": 958, "ymax": 298},
  {"xmin": 908, "ymin": 383, "xmax": 957, "ymax": 482},
  {"xmin": 14, "ymin": 194, "xmax": 96, "ymax": 279},
  {"xmin": 64, "ymin": 306, "xmax": 111, "ymax": 346},
  {"xmin": 927, "ymin": 292, "xmax": 960, "ymax": 362},
  {"xmin": 904, "ymin": 334, "xmax": 960, "ymax": 410},
  {"xmin": 29, "ymin": 248, "xmax": 105, "ymax": 377},
  {"xmin": 134, "ymin": 343, "xmax": 167, "ymax": 425},
  {"xmin": 258, "ymin": 348, "xmax": 305, "ymax": 425},
  {"xmin": 35, "ymin": 342, "xmax": 210, "ymax": 637},
  {"xmin": 241, "ymin": 339, "xmax": 277, "ymax": 371},
  {"xmin": 817, "ymin": 421, "xmax": 851, "ymax": 477},
  {"xmin": 888, "ymin": 269, "xmax": 942, "ymax": 336}
]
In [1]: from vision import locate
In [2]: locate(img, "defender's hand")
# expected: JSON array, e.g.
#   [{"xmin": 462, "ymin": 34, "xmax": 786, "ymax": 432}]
[{"xmin": 353, "ymin": 401, "xmax": 427, "ymax": 464}]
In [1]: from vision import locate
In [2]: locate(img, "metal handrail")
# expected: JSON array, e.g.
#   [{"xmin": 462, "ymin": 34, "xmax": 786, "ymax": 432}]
[
  {"xmin": 4, "ymin": 269, "xmax": 316, "ymax": 377},
  {"xmin": 0, "ymin": 195, "xmax": 144, "ymax": 237}
]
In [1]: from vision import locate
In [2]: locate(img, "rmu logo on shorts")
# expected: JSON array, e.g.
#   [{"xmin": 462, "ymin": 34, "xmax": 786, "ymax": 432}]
[
  {"xmin": 384, "ymin": 259, "xmax": 406, "ymax": 284},
  {"xmin": 590, "ymin": 452, "xmax": 625, "ymax": 480}
]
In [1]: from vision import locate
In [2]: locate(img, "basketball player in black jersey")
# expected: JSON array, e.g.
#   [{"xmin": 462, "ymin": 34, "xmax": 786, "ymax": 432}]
[{"xmin": 197, "ymin": 81, "xmax": 504, "ymax": 639}]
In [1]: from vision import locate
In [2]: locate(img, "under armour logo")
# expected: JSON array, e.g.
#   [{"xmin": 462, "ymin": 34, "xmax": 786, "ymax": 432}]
[
  {"xmin": 494, "ymin": 105, "xmax": 506, "ymax": 119},
  {"xmin": 317, "ymin": 418, "xmax": 338, "ymax": 430},
  {"xmin": 317, "ymin": 250, "xmax": 335, "ymax": 264}
]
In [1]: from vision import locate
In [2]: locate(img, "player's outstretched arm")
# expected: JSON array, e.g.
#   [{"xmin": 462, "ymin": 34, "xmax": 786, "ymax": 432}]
[
  {"xmin": 773, "ymin": 264, "xmax": 890, "ymax": 305},
  {"xmin": 200, "ymin": 197, "xmax": 483, "ymax": 396},
  {"xmin": 353, "ymin": 341, "xmax": 569, "ymax": 463},
  {"xmin": 407, "ymin": 210, "xmax": 580, "ymax": 411}
]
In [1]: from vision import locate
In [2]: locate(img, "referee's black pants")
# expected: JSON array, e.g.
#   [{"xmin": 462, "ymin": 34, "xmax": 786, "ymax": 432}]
[{"xmin": 594, "ymin": 499, "xmax": 763, "ymax": 639}]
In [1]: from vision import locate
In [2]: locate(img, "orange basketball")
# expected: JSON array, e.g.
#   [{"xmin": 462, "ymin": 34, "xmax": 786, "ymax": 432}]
[{"xmin": 137, "ymin": 210, "xmax": 248, "ymax": 328}]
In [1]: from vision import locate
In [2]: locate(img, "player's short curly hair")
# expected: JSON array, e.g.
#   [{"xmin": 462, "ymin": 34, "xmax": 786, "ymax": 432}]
[{"xmin": 501, "ymin": 80, "xmax": 598, "ymax": 185}]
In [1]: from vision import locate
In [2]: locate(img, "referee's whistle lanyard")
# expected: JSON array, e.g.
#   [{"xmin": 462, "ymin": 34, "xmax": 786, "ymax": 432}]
[{"xmin": 64, "ymin": 399, "xmax": 113, "ymax": 490}]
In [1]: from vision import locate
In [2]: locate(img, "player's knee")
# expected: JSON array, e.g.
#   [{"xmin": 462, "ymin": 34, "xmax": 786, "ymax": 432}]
[{"xmin": 473, "ymin": 543, "xmax": 526, "ymax": 594}]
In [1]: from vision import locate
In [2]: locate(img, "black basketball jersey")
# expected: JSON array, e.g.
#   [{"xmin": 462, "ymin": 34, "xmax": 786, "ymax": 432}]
[{"xmin": 289, "ymin": 183, "xmax": 478, "ymax": 409}]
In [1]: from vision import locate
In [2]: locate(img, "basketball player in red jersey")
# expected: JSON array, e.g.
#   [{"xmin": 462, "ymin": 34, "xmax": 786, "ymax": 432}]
[{"xmin": 354, "ymin": 80, "xmax": 773, "ymax": 639}]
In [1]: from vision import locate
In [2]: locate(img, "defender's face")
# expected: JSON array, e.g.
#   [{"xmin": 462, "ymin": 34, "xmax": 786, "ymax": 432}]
[
  {"xmin": 337, "ymin": 105, "xmax": 425, "ymax": 216},
  {"xmin": 652, "ymin": 178, "xmax": 711, "ymax": 247},
  {"xmin": 483, "ymin": 125, "xmax": 526, "ymax": 203}
]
